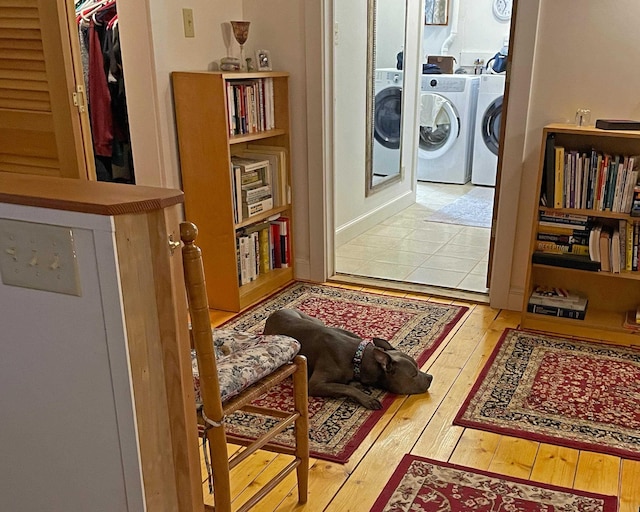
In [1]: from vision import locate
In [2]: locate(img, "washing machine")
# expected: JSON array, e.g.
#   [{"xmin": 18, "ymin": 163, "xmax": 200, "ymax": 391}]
[
  {"xmin": 373, "ymin": 68, "xmax": 403, "ymax": 178},
  {"xmin": 417, "ymin": 75, "xmax": 479, "ymax": 184},
  {"xmin": 471, "ymin": 74, "xmax": 506, "ymax": 186}
]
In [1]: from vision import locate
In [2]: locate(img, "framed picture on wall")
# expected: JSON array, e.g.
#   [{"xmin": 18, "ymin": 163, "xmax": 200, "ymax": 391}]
[{"xmin": 425, "ymin": 0, "xmax": 449, "ymax": 25}]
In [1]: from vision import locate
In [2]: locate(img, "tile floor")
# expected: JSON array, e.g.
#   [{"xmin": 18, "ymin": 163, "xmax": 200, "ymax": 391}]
[{"xmin": 335, "ymin": 182, "xmax": 494, "ymax": 294}]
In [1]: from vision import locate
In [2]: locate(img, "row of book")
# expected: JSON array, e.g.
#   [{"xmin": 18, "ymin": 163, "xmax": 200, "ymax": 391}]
[
  {"xmin": 230, "ymin": 145, "xmax": 289, "ymax": 224},
  {"xmin": 542, "ymin": 133, "xmax": 640, "ymax": 213},
  {"xmin": 236, "ymin": 216, "xmax": 290, "ymax": 285},
  {"xmin": 226, "ymin": 78, "xmax": 275, "ymax": 137},
  {"xmin": 534, "ymin": 210, "xmax": 640, "ymax": 273},
  {"xmin": 526, "ymin": 286, "xmax": 588, "ymax": 320}
]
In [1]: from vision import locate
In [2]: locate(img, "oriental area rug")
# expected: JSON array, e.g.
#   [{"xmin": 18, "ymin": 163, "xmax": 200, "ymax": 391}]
[
  {"xmin": 371, "ymin": 455, "xmax": 617, "ymax": 512},
  {"xmin": 454, "ymin": 328, "xmax": 640, "ymax": 461},
  {"xmin": 220, "ymin": 282, "xmax": 467, "ymax": 463}
]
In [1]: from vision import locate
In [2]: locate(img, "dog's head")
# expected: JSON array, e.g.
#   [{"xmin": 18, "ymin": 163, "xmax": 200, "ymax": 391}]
[{"xmin": 370, "ymin": 337, "xmax": 433, "ymax": 395}]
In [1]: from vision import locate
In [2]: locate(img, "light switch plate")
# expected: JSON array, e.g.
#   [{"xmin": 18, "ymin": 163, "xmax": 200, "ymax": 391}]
[
  {"xmin": 0, "ymin": 219, "xmax": 81, "ymax": 296},
  {"xmin": 182, "ymin": 8, "xmax": 195, "ymax": 38}
]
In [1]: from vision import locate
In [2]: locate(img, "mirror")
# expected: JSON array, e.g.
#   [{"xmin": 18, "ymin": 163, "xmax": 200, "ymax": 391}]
[
  {"xmin": 425, "ymin": 0, "xmax": 449, "ymax": 25},
  {"xmin": 365, "ymin": 0, "xmax": 407, "ymax": 196}
]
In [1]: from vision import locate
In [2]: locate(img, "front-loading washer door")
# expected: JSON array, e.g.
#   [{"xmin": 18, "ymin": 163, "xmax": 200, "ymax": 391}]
[
  {"xmin": 417, "ymin": 93, "xmax": 460, "ymax": 160},
  {"xmin": 374, "ymin": 86, "xmax": 402, "ymax": 150},
  {"xmin": 482, "ymin": 96, "xmax": 503, "ymax": 156}
]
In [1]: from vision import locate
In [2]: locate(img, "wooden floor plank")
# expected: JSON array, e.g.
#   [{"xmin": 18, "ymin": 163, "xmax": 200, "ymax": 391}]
[
  {"xmin": 620, "ymin": 459, "xmax": 640, "ymax": 512},
  {"xmin": 529, "ymin": 443, "xmax": 579, "ymax": 488},
  {"xmin": 449, "ymin": 429, "xmax": 502, "ymax": 469},
  {"xmin": 487, "ymin": 435, "xmax": 539, "ymax": 479},
  {"xmin": 573, "ymin": 451, "xmax": 620, "ymax": 496}
]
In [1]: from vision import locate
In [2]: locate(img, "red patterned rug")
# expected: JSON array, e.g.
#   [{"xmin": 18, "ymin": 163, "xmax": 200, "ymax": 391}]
[
  {"xmin": 221, "ymin": 282, "xmax": 467, "ymax": 463},
  {"xmin": 454, "ymin": 328, "xmax": 640, "ymax": 461},
  {"xmin": 371, "ymin": 455, "xmax": 617, "ymax": 511}
]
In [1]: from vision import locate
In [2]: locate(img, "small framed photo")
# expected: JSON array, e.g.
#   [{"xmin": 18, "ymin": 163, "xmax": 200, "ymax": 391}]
[{"xmin": 255, "ymin": 49, "xmax": 272, "ymax": 71}]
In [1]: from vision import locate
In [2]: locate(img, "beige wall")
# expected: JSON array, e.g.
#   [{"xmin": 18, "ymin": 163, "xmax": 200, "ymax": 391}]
[{"xmin": 493, "ymin": 0, "xmax": 640, "ymax": 309}]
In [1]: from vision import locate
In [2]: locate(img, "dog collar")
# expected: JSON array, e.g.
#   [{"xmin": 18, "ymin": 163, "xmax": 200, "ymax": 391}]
[{"xmin": 353, "ymin": 340, "xmax": 372, "ymax": 380}]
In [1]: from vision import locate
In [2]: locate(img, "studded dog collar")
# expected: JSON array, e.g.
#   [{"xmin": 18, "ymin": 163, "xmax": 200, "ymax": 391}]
[{"xmin": 352, "ymin": 340, "xmax": 372, "ymax": 380}]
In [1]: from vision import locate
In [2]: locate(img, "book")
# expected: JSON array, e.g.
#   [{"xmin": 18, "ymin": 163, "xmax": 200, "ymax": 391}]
[
  {"xmin": 237, "ymin": 150, "xmax": 280, "ymax": 204},
  {"xmin": 554, "ymin": 146, "xmax": 565, "ymax": 208},
  {"xmin": 531, "ymin": 251, "xmax": 601, "ymax": 271},
  {"xmin": 595, "ymin": 119, "xmax": 640, "ymax": 130},
  {"xmin": 529, "ymin": 286, "xmax": 587, "ymax": 307},
  {"xmin": 599, "ymin": 228, "xmax": 611, "ymax": 272},
  {"xmin": 246, "ymin": 145, "xmax": 290, "ymax": 204},
  {"xmin": 542, "ymin": 133, "xmax": 556, "ymax": 206},
  {"xmin": 270, "ymin": 221, "xmax": 282, "ymax": 268},
  {"xmin": 527, "ymin": 302, "xmax": 587, "ymax": 319},
  {"xmin": 278, "ymin": 217, "xmax": 291, "ymax": 268},
  {"xmin": 242, "ymin": 196, "xmax": 274, "ymax": 218},
  {"xmin": 535, "ymin": 240, "xmax": 589, "ymax": 256},
  {"xmin": 529, "ymin": 294, "xmax": 588, "ymax": 311}
]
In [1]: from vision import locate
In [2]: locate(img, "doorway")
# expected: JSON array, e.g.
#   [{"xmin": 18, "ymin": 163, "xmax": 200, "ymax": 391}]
[{"xmin": 332, "ymin": 0, "xmax": 512, "ymax": 298}]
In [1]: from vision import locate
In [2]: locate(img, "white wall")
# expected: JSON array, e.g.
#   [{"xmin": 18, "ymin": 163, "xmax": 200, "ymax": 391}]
[
  {"xmin": 119, "ymin": 0, "xmax": 318, "ymax": 279},
  {"xmin": 422, "ymin": 0, "xmax": 510, "ymax": 70},
  {"xmin": 498, "ymin": 0, "xmax": 640, "ymax": 309},
  {"xmin": 333, "ymin": 0, "xmax": 422, "ymax": 246},
  {"xmin": 0, "ymin": 205, "xmax": 143, "ymax": 511}
]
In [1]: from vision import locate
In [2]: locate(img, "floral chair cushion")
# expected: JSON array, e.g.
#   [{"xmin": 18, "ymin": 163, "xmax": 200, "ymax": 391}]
[{"xmin": 192, "ymin": 328, "xmax": 300, "ymax": 403}]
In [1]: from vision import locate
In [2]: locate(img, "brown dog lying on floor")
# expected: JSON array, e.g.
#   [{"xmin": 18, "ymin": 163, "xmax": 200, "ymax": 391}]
[{"xmin": 263, "ymin": 308, "xmax": 433, "ymax": 409}]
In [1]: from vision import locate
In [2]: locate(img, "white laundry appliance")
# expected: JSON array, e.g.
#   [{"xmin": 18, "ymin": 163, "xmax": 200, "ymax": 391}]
[
  {"xmin": 417, "ymin": 75, "xmax": 479, "ymax": 184},
  {"xmin": 373, "ymin": 68, "xmax": 403, "ymax": 179},
  {"xmin": 471, "ymin": 74, "xmax": 505, "ymax": 186}
]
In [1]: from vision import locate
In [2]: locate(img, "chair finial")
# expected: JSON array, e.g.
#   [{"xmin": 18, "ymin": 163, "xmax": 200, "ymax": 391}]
[{"xmin": 180, "ymin": 221, "xmax": 198, "ymax": 244}]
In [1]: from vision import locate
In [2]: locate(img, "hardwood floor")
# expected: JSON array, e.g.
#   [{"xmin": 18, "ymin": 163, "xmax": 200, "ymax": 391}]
[{"xmin": 205, "ymin": 283, "xmax": 640, "ymax": 511}]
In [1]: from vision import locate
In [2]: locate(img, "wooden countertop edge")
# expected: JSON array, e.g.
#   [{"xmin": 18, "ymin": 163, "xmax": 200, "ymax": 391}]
[{"xmin": 0, "ymin": 173, "xmax": 184, "ymax": 216}]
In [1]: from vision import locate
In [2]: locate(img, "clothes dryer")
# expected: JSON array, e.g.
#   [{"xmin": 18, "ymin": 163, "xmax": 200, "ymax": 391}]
[
  {"xmin": 373, "ymin": 68, "xmax": 403, "ymax": 179},
  {"xmin": 471, "ymin": 74, "xmax": 505, "ymax": 186},
  {"xmin": 417, "ymin": 75, "xmax": 479, "ymax": 184}
]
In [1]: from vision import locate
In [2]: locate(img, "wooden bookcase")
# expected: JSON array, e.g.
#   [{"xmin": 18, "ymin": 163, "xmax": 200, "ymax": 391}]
[
  {"xmin": 171, "ymin": 71, "xmax": 294, "ymax": 312},
  {"xmin": 521, "ymin": 123, "xmax": 640, "ymax": 342}
]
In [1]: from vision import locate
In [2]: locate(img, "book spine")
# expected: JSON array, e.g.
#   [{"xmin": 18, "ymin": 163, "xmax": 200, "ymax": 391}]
[
  {"xmin": 527, "ymin": 302, "xmax": 587, "ymax": 319},
  {"xmin": 535, "ymin": 241, "xmax": 589, "ymax": 256}
]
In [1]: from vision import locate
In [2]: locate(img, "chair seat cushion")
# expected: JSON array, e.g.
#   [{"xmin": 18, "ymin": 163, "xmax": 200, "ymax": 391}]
[{"xmin": 192, "ymin": 329, "xmax": 300, "ymax": 403}]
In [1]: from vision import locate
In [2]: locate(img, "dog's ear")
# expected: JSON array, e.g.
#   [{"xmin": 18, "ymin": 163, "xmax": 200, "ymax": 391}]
[
  {"xmin": 372, "ymin": 347, "xmax": 394, "ymax": 371},
  {"xmin": 372, "ymin": 337, "xmax": 394, "ymax": 351}
]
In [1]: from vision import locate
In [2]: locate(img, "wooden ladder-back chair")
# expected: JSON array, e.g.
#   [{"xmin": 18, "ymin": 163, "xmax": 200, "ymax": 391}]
[{"xmin": 180, "ymin": 221, "xmax": 309, "ymax": 512}]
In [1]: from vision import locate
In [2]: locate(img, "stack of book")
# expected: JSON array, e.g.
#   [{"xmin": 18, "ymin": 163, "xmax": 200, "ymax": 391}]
[
  {"xmin": 533, "ymin": 210, "xmax": 600, "ymax": 270},
  {"xmin": 527, "ymin": 286, "xmax": 588, "ymax": 320},
  {"xmin": 231, "ymin": 156, "xmax": 273, "ymax": 223}
]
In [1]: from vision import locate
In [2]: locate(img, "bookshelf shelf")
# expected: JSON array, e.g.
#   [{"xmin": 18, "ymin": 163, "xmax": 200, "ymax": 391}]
[
  {"xmin": 522, "ymin": 123, "xmax": 640, "ymax": 342},
  {"xmin": 172, "ymin": 71, "xmax": 294, "ymax": 312},
  {"xmin": 230, "ymin": 129, "xmax": 287, "ymax": 145}
]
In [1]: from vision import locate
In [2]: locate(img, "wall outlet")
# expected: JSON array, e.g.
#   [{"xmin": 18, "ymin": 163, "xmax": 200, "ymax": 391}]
[
  {"xmin": 0, "ymin": 219, "xmax": 81, "ymax": 296},
  {"xmin": 182, "ymin": 8, "xmax": 195, "ymax": 38}
]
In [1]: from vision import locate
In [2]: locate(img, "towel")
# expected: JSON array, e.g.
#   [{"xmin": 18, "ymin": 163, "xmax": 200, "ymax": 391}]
[{"xmin": 420, "ymin": 93, "xmax": 447, "ymax": 129}]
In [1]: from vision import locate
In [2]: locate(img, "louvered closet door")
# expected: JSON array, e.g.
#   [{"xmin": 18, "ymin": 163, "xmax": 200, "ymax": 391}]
[{"xmin": 0, "ymin": 0, "xmax": 95, "ymax": 179}]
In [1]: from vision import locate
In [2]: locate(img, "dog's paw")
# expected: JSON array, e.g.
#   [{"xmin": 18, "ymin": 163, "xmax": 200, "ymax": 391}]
[{"xmin": 361, "ymin": 397, "xmax": 382, "ymax": 410}]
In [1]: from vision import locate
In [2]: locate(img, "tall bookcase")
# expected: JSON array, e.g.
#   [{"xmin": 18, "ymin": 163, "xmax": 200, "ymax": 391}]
[
  {"xmin": 522, "ymin": 123, "xmax": 640, "ymax": 342},
  {"xmin": 172, "ymin": 71, "xmax": 294, "ymax": 312}
]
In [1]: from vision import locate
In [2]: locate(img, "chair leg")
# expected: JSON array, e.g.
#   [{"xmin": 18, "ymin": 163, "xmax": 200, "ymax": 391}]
[
  {"xmin": 292, "ymin": 355, "xmax": 310, "ymax": 503},
  {"xmin": 207, "ymin": 426, "xmax": 233, "ymax": 512}
]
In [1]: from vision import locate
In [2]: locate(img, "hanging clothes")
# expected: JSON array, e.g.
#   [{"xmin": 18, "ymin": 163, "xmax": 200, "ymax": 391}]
[{"xmin": 76, "ymin": 0, "xmax": 134, "ymax": 183}]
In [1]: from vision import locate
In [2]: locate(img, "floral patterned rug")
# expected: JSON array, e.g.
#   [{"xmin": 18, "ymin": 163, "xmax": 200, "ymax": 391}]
[
  {"xmin": 371, "ymin": 455, "xmax": 617, "ymax": 512},
  {"xmin": 220, "ymin": 282, "xmax": 468, "ymax": 463},
  {"xmin": 454, "ymin": 328, "xmax": 640, "ymax": 460}
]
